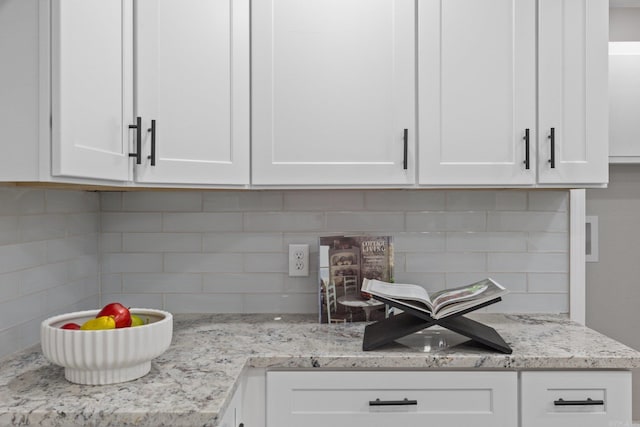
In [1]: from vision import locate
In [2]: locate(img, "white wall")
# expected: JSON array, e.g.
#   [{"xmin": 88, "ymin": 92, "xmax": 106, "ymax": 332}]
[
  {"xmin": 0, "ymin": 187, "xmax": 99, "ymax": 360},
  {"xmin": 99, "ymin": 189, "xmax": 570, "ymax": 315}
]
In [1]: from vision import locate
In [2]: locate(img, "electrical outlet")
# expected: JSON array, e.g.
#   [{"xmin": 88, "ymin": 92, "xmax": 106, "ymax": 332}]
[{"xmin": 288, "ymin": 244, "xmax": 309, "ymax": 277}]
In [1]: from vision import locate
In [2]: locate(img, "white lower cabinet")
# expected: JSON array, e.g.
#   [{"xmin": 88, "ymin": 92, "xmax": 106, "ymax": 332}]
[
  {"xmin": 520, "ymin": 371, "xmax": 631, "ymax": 427},
  {"xmin": 218, "ymin": 382, "xmax": 242, "ymax": 427},
  {"xmin": 266, "ymin": 370, "xmax": 518, "ymax": 427}
]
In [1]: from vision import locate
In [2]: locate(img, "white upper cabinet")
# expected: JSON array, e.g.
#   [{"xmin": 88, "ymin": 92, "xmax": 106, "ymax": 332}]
[
  {"xmin": 418, "ymin": 0, "xmax": 608, "ymax": 187},
  {"xmin": 251, "ymin": 0, "xmax": 416, "ymax": 186},
  {"xmin": 51, "ymin": 0, "xmax": 133, "ymax": 181},
  {"xmin": 609, "ymin": 42, "xmax": 640, "ymax": 162},
  {"xmin": 134, "ymin": 0, "xmax": 249, "ymax": 185},
  {"xmin": 537, "ymin": 0, "xmax": 608, "ymax": 184},
  {"xmin": 418, "ymin": 0, "xmax": 537, "ymax": 186}
]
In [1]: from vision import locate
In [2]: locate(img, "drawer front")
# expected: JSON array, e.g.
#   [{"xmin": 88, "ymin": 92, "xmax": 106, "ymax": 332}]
[
  {"xmin": 521, "ymin": 371, "xmax": 631, "ymax": 427},
  {"xmin": 267, "ymin": 371, "xmax": 517, "ymax": 427}
]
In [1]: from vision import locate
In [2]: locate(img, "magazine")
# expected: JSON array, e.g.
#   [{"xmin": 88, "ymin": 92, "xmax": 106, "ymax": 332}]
[
  {"xmin": 318, "ymin": 235, "xmax": 393, "ymax": 323},
  {"xmin": 361, "ymin": 277, "xmax": 507, "ymax": 320}
]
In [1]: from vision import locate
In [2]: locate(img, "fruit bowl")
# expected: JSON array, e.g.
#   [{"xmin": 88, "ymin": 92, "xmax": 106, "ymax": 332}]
[{"xmin": 41, "ymin": 308, "xmax": 173, "ymax": 385}]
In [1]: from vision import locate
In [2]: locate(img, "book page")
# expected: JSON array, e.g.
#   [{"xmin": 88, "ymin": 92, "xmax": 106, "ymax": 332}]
[
  {"xmin": 431, "ymin": 278, "xmax": 507, "ymax": 316},
  {"xmin": 362, "ymin": 279, "xmax": 432, "ymax": 307}
]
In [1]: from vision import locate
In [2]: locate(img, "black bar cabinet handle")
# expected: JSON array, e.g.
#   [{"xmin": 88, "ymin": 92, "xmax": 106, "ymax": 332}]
[
  {"xmin": 554, "ymin": 398, "xmax": 604, "ymax": 406},
  {"xmin": 523, "ymin": 128, "xmax": 530, "ymax": 170},
  {"xmin": 128, "ymin": 116, "xmax": 142, "ymax": 164},
  {"xmin": 403, "ymin": 128, "xmax": 408, "ymax": 170},
  {"xmin": 548, "ymin": 127, "xmax": 556, "ymax": 168},
  {"xmin": 369, "ymin": 398, "xmax": 417, "ymax": 407},
  {"xmin": 148, "ymin": 119, "xmax": 156, "ymax": 166}
]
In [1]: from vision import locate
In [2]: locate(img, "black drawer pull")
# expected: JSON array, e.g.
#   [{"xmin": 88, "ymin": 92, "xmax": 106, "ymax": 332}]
[
  {"xmin": 128, "ymin": 116, "xmax": 142, "ymax": 164},
  {"xmin": 523, "ymin": 128, "xmax": 530, "ymax": 170},
  {"xmin": 548, "ymin": 127, "xmax": 556, "ymax": 168},
  {"xmin": 369, "ymin": 398, "xmax": 417, "ymax": 407},
  {"xmin": 148, "ymin": 119, "xmax": 156, "ymax": 166},
  {"xmin": 554, "ymin": 398, "xmax": 604, "ymax": 406},
  {"xmin": 403, "ymin": 128, "xmax": 408, "ymax": 170}
]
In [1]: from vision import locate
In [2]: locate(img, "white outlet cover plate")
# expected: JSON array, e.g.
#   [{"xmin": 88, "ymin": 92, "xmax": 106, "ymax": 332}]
[{"xmin": 288, "ymin": 244, "xmax": 309, "ymax": 277}]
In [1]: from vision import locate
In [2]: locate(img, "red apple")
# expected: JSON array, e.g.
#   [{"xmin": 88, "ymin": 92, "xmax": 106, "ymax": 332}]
[
  {"xmin": 97, "ymin": 302, "xmax": 131, "ymax": 328},
  {"xmin": 60, "ymin": 322, "xmax": 81, "ymax": 330}
]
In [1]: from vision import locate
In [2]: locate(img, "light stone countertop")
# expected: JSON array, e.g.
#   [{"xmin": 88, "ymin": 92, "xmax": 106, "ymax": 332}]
[{"xmin": 2, "ymin": 313, "xmax": 640, "ymax": 426}]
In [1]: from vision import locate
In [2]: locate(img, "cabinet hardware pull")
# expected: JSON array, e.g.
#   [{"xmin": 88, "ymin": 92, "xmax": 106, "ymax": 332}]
[
  {"xmin": 403, "ymin": 128, "xmax": 408, "ymax": 170},
  {"xmin": 148, "ymin": 119, "xmax": 156, "ymax": 166},
  {"xmin": 548, "ymin": 127, "xmax": 556, "ymax": 168},
  {"xmin": 369, "ymin": 398, "xmax": 417, "ymax": 406},
  {"xmin": 523, "ymin": 128, "xmax": 530, "ymax": 170},
  {"xmin": 238, "ymin": 423, "xmax": 244, "ymax": 427},
  {"xmin": 128, "ymin": 116, "xmax": 142, "ymax": 165},
  {"xmin": 554, "ymin": 397, "xmax": 604, "ymax": 406}
]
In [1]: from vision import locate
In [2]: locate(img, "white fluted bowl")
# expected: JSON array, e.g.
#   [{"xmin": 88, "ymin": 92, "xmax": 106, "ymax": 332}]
[{"xmin": 41, "ymin": 308, "xmax": 172, "ymax": 385}]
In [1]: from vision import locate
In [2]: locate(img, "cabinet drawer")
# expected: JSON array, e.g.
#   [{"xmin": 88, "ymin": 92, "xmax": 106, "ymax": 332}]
[
  {"xmin": 267, "ymin": 370, "xmax": 517, "ymax": 427},
  {"xmin": 520, "ymin": 371, "xmax": 631, "ymax": 427}
]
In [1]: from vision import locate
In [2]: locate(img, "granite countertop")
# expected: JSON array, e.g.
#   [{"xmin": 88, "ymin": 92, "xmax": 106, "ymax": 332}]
[{"xmin": 2, "ymin": 313, "xmax": 640, "ymax": 426}]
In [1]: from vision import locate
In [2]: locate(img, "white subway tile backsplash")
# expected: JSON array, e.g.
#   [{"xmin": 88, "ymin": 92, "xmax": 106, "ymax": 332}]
[
  {"xmin": 528, "ymin": 191, "xmax": 568, "ymax": 212},
  {"xmin": 446, "ymin": 232, "xmax": 527, "ymax": 252},
  {"xmin": 123, "ymin": 233, "xmax": 202, "ymax": 253},
  {"xmin": 495, "ymin": 191, "xmax": 528, "ymax": 211},
  {"xmin": 242, "ymin": 293, "xmax": 317, "ymax": 314},
  {"xmin": 45, "ymin": 189, "xmax": 99, "ymax": 213},
  {"xmin": 326, "ymin": 212, "xmax": 405, "ymax": 231},
  {"xmin": 0, "ymin": 242, "xmax": 47, "ymax": 274},
  {"xmin": 243, "ymin": 253, "xmax": 288, "ymax": 273},
  {"xmin": 0, "ymin": 189, "xmax": 45, "ymax": 215},
  {"xmin": 203, "ymin": 233, "xmax": 283, "ymax": 253},
  {"xmin": 102, "ymin": 253, "xmax": 163, "ymax": 274},
  {"xmin": 164, "ymin": 253, "xmax": 243, "ymax": 273},
  {"xmin": 165, "ymin": 293, "xmax": 244, "ymax": 313},
  {"xmin": 203, "ymin": 191, "xmax": 283, "ymax": 212},
  {"xmin": 100, "ymin": 233, "xmax": 122, "ymax": 253},
  {"xmin": 285, "ymin": 191, "xmax": 365, "ymax": 211},
  {"xmin": 406, "ymin": 212, "xmax": 486, "ymax": 232},
  {"xmin": 365, "ymin": 190, "xmax": 445, "ymax": 211},
  {"xmin": 19, "ymin": 214, "xmax": 66, "ymax": 242},
  {"xmin": 101, "ymin": 273, "xmax": 123, "ymax": 294},
  {"xmin": 393, "ymin": 232, "xmax": 446, "ymax": 252},
  {"xmin": 488, "ymin": 253, "xmax": 568, "ymax": 273},
  {"xmin": 446, "ymin": 191, "xmax": 497, "ymax": 211},
  {"xmin": 406, "ymin": 253, "xmax": 487, "ymax": 273},
  {"xmin": 100, "ymin": 192, "xmax": 122, "ymax": 211},
  {"xmin": 528, "ymin": 273, "xmax": 569, "ymax": 293},
  {"xmin": 204, "ymin": 273, "xmax": 284, "ymax": 293},
  {"xmin": 0, "ymin": 188, "xmax": 573, "ymax": 358},
  {"xmin": 122, "ymin": 191, "xmax": 203, "ymax": 212},
  {"xmin": 527, "ymin": 232, "xmax": 568, "ymax": 252},
  {"xmin": 245, "ymin": 212, "xmax": 324, "ymax": 232},
  {"xmin": 123, "ymin": 273, "xmax": 202, "ymax": 293},
  {"xmin": 487, "ymin": 211, "xmax": 567, "ymax": 232},
  {"xmin": 102, "ymin": 213, "xmax": 163, "ymax": 232},
  {"xmin": 21, "ymin": 262, "xmax": 69, "ymax": 295},
  {"xmin": 0, "ymin": 291, "xmax": 48, "ymax": 330},
  {"xmin": 163, "ymin": 212, "xmax": 243, "ymax": 232},
  {"xmin": 0, "ymin": 216, "xmax": 19, "ymax": 245}
]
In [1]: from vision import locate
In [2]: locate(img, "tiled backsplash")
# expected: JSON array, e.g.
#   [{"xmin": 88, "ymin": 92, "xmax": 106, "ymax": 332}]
[
  {"xmin": 0, "ymin": 187, "xmax": 569, "ymax": 359},
  {"xmin": 0, "ymin": 188, "xmax": 99, "ymax": 360},
  {"xmin": 100, "ymin": 190, "xmax": 569, "ymax": 315}
]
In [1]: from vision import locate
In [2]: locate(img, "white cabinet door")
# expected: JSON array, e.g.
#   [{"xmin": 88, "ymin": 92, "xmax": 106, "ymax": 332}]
[
  {"xmin": 537, "ymin": 0, "xmax": 608, "ymax": 184},
  {"xmin": 418, "ymin": 0, "xmax": 537, "ymax": 186},
  {"xmin": 51, "ymin": 0, "xmax": 133, "ymax": 181},
  {"xmin": 521, "ymin": 371, "xmax": 631, "ymax": 427},
  {"xmin": 267, "ymin": 371, "xmax": 518, "ymax": 427},
  {"xmin": 609, "ymin": 42, "xmax": 640, "ymax": 163},
  {"xmin": 252, "ymin": 0, "xmax": 415, "ymax": 186},
  {"xmin": 135, "ymin": 0, "xmax": 250, "ymax": 185}
]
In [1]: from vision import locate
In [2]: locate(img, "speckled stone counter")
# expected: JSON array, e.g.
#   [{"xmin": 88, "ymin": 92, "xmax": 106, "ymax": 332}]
[{"xmin": 2, "ymin": 313, "xmax": 640, "ymax": 426}]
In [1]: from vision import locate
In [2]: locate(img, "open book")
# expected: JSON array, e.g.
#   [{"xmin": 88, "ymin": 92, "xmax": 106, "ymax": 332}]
[{"xmin": 361, "ymin": 277, "xmax": 508, "ymax": 320}]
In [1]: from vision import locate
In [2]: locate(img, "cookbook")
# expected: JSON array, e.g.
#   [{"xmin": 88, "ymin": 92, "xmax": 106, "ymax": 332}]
[{"xmin": 360, "ymin": 277, "xmax": 508, "ymax": 320}]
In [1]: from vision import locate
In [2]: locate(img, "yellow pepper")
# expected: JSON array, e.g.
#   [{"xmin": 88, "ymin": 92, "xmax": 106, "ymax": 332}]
[{"xmin": 80, "ymin": 316, "xmax": 116, "ymax": 330}]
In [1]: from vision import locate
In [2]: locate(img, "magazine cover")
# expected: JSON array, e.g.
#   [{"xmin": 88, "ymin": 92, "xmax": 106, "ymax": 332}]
[{"xmin": 318, "ymin": 235, "xmax": 393, "ymax": 323}]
